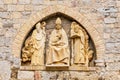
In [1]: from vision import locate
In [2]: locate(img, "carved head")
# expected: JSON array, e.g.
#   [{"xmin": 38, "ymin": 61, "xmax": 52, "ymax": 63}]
[
  {"xmin": 74, "ymin": 24, "xmax": 80, "ymax": 33},
  {"xmin": 71, "ymin": 22, "xmax": 77, "ymax": 29},
  {"xmin": 36, "ymin": 22, "xmax": 41, "ymax": 32},
  {"xmin": 55, "ymin": 17, "xmax": 62, "ymax": 30},
  {"xmin": 41, "ymin": 21, "xmax": 46, "ymax": 27}
]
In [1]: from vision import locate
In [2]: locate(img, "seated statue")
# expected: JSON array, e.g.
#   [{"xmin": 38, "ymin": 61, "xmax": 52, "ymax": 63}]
[{"xmin": 46, "ymin": 17, "xmax": 70, "ymax": 66}]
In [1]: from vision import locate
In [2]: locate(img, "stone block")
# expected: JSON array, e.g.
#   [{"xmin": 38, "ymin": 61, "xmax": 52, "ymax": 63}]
[
  {"xmin": 102, "ymin": 71, "xmax": 120, "ymax": 80},
  {"xmin": 0, "ymin": 60, "xmax": 11, "ymax": 80},
  {"xmin": 3, "ymin": 46, "xmax": 11, "ymax": 53},
  {"xmin": 5, "ymin": 28, "xmax": 16, "ymax": 38},
  {"xmin": 106, "ymin": 43, "xmax": 115, "ymax": 51},
  {"xmin": 104, "ymin": 33, "xmax": 110, "ymax": 39},
  {"xmin": 17, "ymin": 71, "xmax": 34, "ymax": 80},
  {"xmin": 11, "ymin": 12, "xmax": 22, "ymax": 19},
  {"xmin": 34, "ymin": 71, "xmax": 42, "ymax": 80},
  {"xmin": 16, "ymin": 5, "xmax": 24, "ymax": 11},
  {"xmin": 117, "ymin": 1, "xmax": 120, "ymax": 7},
  {"xmin": 97, "ymin": 7, "xmax": 117, "ymax": 13},
  {"xmin": 106, "ymin": 62, "xmax": 120, "ymax": 71},
  {"xmin": 0, "ymin": 12, "xmax": 10, "ymax": 19},
  {"xmin": 25, "ymin": 5, "xmax": 33, "ymax": 11},
  {"xmin": 12, "ymin": 0, "xmax": 17, "ymax": 4},
  {"xmin": 0, "ymin": 5, "xmax": 7, "ymax": 11},
  {"xmin": 0, "ymin": 36, "xmax": 4, "ymax": 46},
  {"xmin": 0, "ymin": 52, "xmax": 6, "ymax": 60},
  {"xmin": 7, "ymin": 5, "xmax": 16, "ymax": 11},
  {"xmin": 32, "ymin": 0, "xmax": 43, "ymax": 4},
  {"xmin": 3, "ymin": 0, "xmax": 12, "ymax": 4},
  {"xmin": 12, "ymin": 57, "xmax": 21, "ymax": 68},
  {"xmin": 0, "ymin": 0, "xmax": 3, "ymax": 4},
  {"xmin": 104, "ymin": 17, "xmax": 116, "ymax": 24},
  {"xmin": 8, "ymin": 5, "xmax": 24, "ymax": 11},
  {"xmin": 0, "ymin": 28, "xmax": 5, "ymax": 36},
  {"xmin": 33, "ymin": 5, "xmax": 43, "ymax": 11},
  {"xmin": 18, "ymin": 0, "xmax": 30, "ymax": 4},
  {"xmin": 5, "ymin": 37, "xmax": 12, "ymax": 47}
]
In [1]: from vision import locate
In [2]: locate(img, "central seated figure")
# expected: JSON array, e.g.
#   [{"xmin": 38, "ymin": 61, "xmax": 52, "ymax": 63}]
[{"xmin": 46, "ymin": 17, "xmax": 70, "ymax": 67}]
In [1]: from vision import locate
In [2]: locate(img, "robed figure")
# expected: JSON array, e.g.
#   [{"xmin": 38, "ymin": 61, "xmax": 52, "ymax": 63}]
[
  {"xmin": 31, "ymin": 22, "xmax": 46, "ymax": 65},
  {"xmin": 70, "ymin": 22, "xmax": 86, "ymax": 65},
  {"xmin": 46, "ymin": 17, "xmax": 70, "ymax": 66}
]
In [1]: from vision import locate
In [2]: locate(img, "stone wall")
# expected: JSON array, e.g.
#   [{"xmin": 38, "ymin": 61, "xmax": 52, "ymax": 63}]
[{"xmin": 0, "ymin": 0, "xmax": 120, "ymax": 80}]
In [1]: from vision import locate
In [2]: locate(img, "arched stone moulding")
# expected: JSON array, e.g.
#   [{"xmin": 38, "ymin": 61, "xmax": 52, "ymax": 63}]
[{"xmin": 12, "ymin": 5, "xmax": 105, "ymax": 62}]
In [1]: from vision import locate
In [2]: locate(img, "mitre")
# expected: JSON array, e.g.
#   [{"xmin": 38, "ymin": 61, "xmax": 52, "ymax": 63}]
[{"xmin": 56, "ymin": 17, "xmax": 61, "ymax": 24}]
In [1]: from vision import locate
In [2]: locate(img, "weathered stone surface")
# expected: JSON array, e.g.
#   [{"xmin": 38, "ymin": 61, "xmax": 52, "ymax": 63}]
[
  {"xmin": 0, "ymin": 60, "xmax": 11, "ymax": 80},
  {"xmin": 32, "ymin": 0, "xmax": 43, "ymax": 4},
  {"xmin": 18, "ymin": 0, "xmax": 30, "ymax": 4},
  {"xmin": 104, "ymin": 17, "xmax": 116, "ymax": 23},
  {"xmin": 0, "ymin": 0, "xmax": 3, "ymax": 4},
  {"xmin": 8, "ymin": 5, "xmax": 24, "ymax": 11},
  {"xmin": 40, "ymin": 71, "xmax": 99, "ymax": 80},
  {"xmin": 0, "ymin": 36, "xmax": 4, "ymax": 46},
  {"xmin": 106, "ymin": 62, "xmax": 120, "ymax": 71},
  {"xmin": 0, "ymin": 0, "xmax": 119, "ymax": 80},
  {"xmin": 17, "ymin": 71, "xmax": 34, "ymax": 80},
  {"xmin": 0, "ymin": 5, "xmax": 7, "ymax": 11},
  {"xmin": 25, "ymin": 5, "xmax": 33, "ymax": 11},
  {"xmin": 11, "ymin": 12, "xmax": 22, "ymax": 19},
  {"xmin": 12, "ymin": 57, "xmax": 21, "ymax": 68},
  {"xmin": 4, "ymin": 0, "xmax": 12, "ymax": 4}
]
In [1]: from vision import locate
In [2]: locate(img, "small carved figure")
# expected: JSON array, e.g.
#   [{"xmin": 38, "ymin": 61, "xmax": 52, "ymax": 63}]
[{"xmin": 46, "ymin": 17, "xmax": 70, "ymax": 66}]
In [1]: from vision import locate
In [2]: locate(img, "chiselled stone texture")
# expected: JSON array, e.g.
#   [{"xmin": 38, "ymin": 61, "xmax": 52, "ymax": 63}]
[
  {"xmin": 0, "ymin": 61, "xmax": 11, "ymax": 80},
  {"xmin": 12, "ymin": 5, "xmax": 105, "ymax": 62},
  {"xmin": 0, "ymin": 0, "xmax": 119, "ymax": 80},
  {"xmin": 17, "ymin": 71, "xmax": 34, "ymax": 80}
]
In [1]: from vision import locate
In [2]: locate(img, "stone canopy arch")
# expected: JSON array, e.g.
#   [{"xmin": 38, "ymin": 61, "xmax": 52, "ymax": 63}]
[{"xmin": 12, "ymin": 5, "xmax": 105, "ymax": 62}]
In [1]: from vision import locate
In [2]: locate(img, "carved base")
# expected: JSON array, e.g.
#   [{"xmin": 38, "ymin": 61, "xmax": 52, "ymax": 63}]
[
  {"xmin": 46, "ymin": 64, "xmax": 69, "ymax": 67},
  {"xmin": 20, "ymin": 66, "xmax": 96, "ymax": 71}
]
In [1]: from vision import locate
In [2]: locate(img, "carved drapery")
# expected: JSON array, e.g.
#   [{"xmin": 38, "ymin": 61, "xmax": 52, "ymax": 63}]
[{"xmin": 21, "ymin": 17, "xmax": 94, "ymax": 68}]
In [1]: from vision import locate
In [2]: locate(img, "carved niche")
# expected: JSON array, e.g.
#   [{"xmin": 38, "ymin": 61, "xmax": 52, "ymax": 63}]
[{"xmin": 21, "ymin": 15, "xmax": 96, "ymax": 70}]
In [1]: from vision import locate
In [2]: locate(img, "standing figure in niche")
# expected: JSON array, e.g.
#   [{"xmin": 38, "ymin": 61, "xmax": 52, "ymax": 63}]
[
  {"xmin": 31, "ymin": 22, "xmax": 46, "ymax": 65},
  {"xmin": 46, "ymin": 17, "xmax": 70, "ymax": 66},
  {"xmin": 70, "ymin": 22, "xmax": 86, "ymax": 65}
]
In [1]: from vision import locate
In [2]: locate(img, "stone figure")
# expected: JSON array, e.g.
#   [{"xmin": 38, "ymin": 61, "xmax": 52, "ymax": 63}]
[
  {"xmin": 70, "ymin": 22, "xmax": 93, "ymax": 66},
  {"xmin": 70, "ymin": 22, "xmax": 86, "ymax": 65},
  {"xmin": 31, "ymin": 22, "xmax": 46, "ymax": 65},
  {"xmin": 46, "ymin": 17, "xmax": 69, "ymax": 66},
  {"xmin": 22, "ymin": 22, "xmax": 46, "ymax": 66}
]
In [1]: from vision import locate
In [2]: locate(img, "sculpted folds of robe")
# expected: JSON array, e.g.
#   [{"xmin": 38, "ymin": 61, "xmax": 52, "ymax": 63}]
[
  {"xmin": 47, "ymin": 28, "xmax": 69, "ymax": 65},
  {"xmin": 71, "ymin": 23, "xmax": 85, "ymax": 64},
  {"xmin": 31, "ymin": 26, "xmax": 46, "ymax": 65}
]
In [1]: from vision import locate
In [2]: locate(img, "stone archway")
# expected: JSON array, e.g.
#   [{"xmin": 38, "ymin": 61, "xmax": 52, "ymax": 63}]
[{"xmin": 12, "ymin": 5, "xmax": 105, "ymax": 63}]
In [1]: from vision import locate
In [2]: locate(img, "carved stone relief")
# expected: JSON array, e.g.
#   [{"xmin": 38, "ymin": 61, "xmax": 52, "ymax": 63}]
[
  {"xmin": 21, "ymin": 16, "xmax": 95, "ymax": 69},
  {"xmin": 70, "ymin": 22, "xmax": 93, "ymax": 66},
  {"xmin": 46, "ymin": 17, "xmax": 70, "ymax": 66},
  {"xmin": 22, "ymin": 22, "xmax": 46, "ymax": 66}
]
